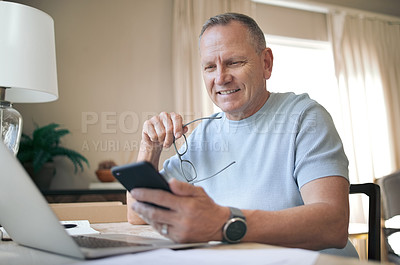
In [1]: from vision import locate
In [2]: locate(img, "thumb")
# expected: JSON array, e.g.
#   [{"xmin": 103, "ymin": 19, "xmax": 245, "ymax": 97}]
[{"xmin": 168, "ymin": 178, "xmax": 199, "ymax": 197}]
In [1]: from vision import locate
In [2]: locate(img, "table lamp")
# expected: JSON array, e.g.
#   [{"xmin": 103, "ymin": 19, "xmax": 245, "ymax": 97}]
[{"xmin": 0, "ymin": 1, "xmax": 58, "ymax": 155}]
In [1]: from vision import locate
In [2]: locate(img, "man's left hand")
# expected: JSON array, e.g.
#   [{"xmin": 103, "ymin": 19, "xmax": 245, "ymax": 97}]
[{"xmin": 131, "ymin": 178, "xmax": 230, "ymax": 243}]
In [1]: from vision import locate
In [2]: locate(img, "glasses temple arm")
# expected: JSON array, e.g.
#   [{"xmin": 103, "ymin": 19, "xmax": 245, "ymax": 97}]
[
  {"xmin": 191, "ymin": 161, "xmax": 236, "ymax": 184},
  {"xmin": 183, "ymin": 116, "xmax": 221, "ymax": 128}
]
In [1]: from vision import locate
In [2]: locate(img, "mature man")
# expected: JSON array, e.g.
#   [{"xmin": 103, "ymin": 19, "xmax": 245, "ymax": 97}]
[{"xmin": 128, "ymin": 13, "xmax": 357, "ymax": 256}]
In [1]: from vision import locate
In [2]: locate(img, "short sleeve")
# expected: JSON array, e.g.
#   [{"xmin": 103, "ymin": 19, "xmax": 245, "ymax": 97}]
[{"xmin": 294, "ymin": 102, "xmax": 349, "ymax": 188}]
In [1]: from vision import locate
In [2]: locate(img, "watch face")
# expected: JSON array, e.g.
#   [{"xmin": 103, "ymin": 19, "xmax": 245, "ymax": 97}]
[{"xmin": 226, "ymin": 218, "xmax": 247, "ymax": 242}]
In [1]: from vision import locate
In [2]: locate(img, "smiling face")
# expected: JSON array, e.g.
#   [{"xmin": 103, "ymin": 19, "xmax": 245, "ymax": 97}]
[{"xmin": 200, "ymin": 21, "xmax": 273, "ymax": 120}]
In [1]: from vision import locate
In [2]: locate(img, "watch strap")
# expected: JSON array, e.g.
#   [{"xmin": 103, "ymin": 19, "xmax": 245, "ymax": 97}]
[{"xmin": 229, "ymin": 207, "xmax": 246, "ymax": 220}]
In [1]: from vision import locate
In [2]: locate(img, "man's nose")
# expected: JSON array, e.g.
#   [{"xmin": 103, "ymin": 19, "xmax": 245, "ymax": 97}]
[{"xmin": 215, "ymin": 67, "xmax": 232, "ymax": 85}]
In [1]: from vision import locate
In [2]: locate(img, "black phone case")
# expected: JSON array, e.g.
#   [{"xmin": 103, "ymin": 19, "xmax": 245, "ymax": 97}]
[
  {"xmin": 111, "ymin": 161, "xmax": 171, "ymax": 192},
  {"xmin": 111, "ymin": 161, "xmax": 171, "ymax": 210}
]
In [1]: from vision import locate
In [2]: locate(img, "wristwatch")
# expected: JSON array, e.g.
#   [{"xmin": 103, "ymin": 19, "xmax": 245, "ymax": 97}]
[{"xmin": 222, "ymin": 207, "xmax": 247, "ymax": 243}]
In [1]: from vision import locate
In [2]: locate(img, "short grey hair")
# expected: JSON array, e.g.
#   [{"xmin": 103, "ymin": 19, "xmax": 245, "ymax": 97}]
[{"xmin": 199, "ymin": 13, "xmax": 266, "ymax": 54}]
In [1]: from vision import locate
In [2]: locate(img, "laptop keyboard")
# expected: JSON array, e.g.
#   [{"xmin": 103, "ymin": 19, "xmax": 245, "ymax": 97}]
[{"xmin": 73, "ymin": 235, "xmax": 149, "ymax": 248}]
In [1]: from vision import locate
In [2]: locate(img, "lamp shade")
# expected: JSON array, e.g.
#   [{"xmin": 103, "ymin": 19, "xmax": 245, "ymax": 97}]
[{"xmin": 0, "ymin": 1, "xmax": 58, "ymax": 103}]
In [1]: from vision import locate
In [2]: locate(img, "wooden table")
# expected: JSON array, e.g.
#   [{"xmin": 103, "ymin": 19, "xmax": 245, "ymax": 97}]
[{"xmin": 0, "ymin": 222, "xmax": 388, "ymax": 265}]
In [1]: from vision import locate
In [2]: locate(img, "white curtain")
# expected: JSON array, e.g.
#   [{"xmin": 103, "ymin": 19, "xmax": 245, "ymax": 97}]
[
  {"xmin": 329, "ymin": 12, "xmax": 400, "ymax": 184},
  {"xmin": 172, "ymin": 0, "xmax": 253, "ymax": 121},
  {"xmin": 329, "ymin": 12, "xmax": 400, "ymax": 225}
]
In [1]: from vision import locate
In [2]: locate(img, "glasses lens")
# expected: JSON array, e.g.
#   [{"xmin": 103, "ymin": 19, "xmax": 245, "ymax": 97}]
[{"xmin": 181, "ymin": 160, "xmax": 196, "ymax": 182}]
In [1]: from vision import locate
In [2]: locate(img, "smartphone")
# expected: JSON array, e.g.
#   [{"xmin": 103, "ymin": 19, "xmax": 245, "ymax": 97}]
[
  {"xmin": 111, "ymin": 161, "xmax": 171, "ymax": 192},
  {"xmin": 111, "ymin": 161, "xmax": 171, "ymax": 209}
]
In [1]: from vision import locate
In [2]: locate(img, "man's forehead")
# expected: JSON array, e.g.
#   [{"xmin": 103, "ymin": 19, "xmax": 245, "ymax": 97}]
[{"xmin": 200, "ymin": 22, "xmax": 250, "ymax": 57}]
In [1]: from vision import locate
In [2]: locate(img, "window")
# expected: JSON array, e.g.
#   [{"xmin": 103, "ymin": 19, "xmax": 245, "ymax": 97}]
[
  {"xmin": 266, "ymin": 35, "xmax": 344, "ymax": 134},
  {"xmin": 212, "ymin": 34, "xmax": 392, "ymax": 185},
  {"xmin": 266, "ymin": 35, "xmax": 393, "ymax": 226}
]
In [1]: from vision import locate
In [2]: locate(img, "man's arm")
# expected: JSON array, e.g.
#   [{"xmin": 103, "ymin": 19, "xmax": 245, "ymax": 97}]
[
  {"xmin": 243, "ymin": 175, "xmax": 349, "ymax": 249},
  {"xmin": 126, "ymin": 191, "xmax": 146, "ymax": 224},
  {"xmin": 131, "ymin": 175, "xmax": 349, "ymax": 250},
  {"xmin": 128, "ymin": 112, "xmax": 187, "ymax": 224}
]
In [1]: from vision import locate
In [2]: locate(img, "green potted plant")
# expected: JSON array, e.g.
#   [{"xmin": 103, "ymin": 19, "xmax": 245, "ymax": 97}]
[{"xmin": 17, "ymin": 123, "xmax": 89, "ymax": 189}]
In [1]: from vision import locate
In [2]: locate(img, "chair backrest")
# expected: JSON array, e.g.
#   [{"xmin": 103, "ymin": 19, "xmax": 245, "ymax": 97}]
[
  {"xmin": 350, "ymin": 183, "xmax": 381, "ymax": 261},
  {"xmin": 377, "ymin": 171, "xmax": 400, "ymax": 221},
  {"xmin": 377, "ymin": 172, "xmax": 400, "ymax": 262}
]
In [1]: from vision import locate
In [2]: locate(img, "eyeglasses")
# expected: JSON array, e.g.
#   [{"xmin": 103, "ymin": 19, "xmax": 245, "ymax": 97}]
[{"xmin": 173, "ymin": 116, "xmax": 236, "ymax": 184}]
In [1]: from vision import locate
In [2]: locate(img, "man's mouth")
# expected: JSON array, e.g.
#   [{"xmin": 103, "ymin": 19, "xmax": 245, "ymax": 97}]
[{"xmin": 217, "ymin": 89, "xmax": 240, "ymax": 95}]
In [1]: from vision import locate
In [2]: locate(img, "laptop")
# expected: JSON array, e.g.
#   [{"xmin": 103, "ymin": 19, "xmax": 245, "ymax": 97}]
[{"xmin": 0, "ymin": 141, "xmax": 208, "ymax": 259}]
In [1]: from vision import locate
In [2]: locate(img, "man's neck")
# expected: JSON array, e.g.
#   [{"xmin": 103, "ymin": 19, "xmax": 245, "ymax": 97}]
[{"xmin": 225, "ymin": 90, "xmax": 270, "ymax": 121}]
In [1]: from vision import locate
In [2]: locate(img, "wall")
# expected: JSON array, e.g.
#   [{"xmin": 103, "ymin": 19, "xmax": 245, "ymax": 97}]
[
  {"xmin": 7, "ymin": 0, "xmax": 392, "ymax": 189},
  {"xmin": 255, "ymin": 0, "xmax": 400, "ymax": 18},
  {"xmin": 8, "ymin": 0, "xmax": 175, "ymax": 189},
  {"xmin": 307, "ymin": 0, "xmax": 400, "ymax": 18},
  {"xmin": 255, "ymin": 3, "xmax": 328, "ymax": 41}
]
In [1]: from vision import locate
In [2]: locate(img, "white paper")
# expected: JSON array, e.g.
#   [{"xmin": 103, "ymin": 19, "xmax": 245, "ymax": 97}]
[
  {"xmin": 60, "ymin": 220, "xmax": 99, "ymax": 235},
  {"xmin": 70, "ymin": 247, "xmax": 319, "ymax": 265},
  {"xmin": 1, "ymin": 220, "xmax": 99, "ymax": 240},
  {"xmin": 385, "ymin": 215, "xmax": 400, "ymax": 229},
  {"xmin": 0, "ymin": 227, "xmax": 11, "ymax": 240}
]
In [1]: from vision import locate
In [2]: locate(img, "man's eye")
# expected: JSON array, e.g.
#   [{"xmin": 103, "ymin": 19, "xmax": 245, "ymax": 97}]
[
  {"xmin": 204, "ymin": 65, "xmax": 215, "ymax": 71},
  {"xmin": 230, "ymin": 61, "xmax": 245, "ymax": 66}
]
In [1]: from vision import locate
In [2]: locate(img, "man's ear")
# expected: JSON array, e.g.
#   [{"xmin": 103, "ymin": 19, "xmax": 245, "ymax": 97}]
[{"xmin": 262, "ymin": 48, "xmax": 273, "ymax": 80}]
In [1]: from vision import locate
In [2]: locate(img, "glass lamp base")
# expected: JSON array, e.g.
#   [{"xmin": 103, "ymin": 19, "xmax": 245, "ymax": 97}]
[{"xmin": 0, "ymin": 101, "xmax": 23, "ymax": 155}]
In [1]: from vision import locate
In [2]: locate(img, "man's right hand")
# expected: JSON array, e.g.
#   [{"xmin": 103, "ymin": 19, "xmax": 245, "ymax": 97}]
[{"xmin": 138, "ymin": 112, "xmax": 188, "ymax": 169}]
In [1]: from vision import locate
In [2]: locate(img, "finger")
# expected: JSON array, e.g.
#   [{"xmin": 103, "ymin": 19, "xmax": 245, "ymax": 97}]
[
  {"xmin": 152, "ymin": 114, "xmax": 168, "ymax": 144},
  {"xmin": 170, "ymin": 113, "xmax": 184, "ymax": 139},
  {"xmin": 132, "ymin": 201, "xmax": 152, "ymax": 220},
  {"xmin": 133, "ymin": 201, "xmax": 182, "ymax": 241},
  {"xmin": 168, "ymin": 178, "xmax": 203, "ymax": 197},
  {"xmin": 159, "ymin": 112, "xmax": 174, "ymax": 147},
  {"xmin": 155, "ymin": 222, "xmax": 169, "ymax": 237},
  {"xmin": 154, "ymin": 221, "xmax": 179, "ymax": 240},
  {"xmin": 131, "ymin": 188, "xmax": 173, "ymax": 210},
  {"xmin": 132, "ymin": 200, "xmax": 175, "ymax": 228},
  {"xmin": 142, "ymin": 119, "xmax": 160, "ymax": 143}
]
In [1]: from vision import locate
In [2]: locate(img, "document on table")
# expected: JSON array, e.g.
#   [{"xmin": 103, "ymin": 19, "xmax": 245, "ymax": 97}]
[
  {"xmin": 1, "ymin": 220, "xmax": 98, "ymax": 241},
  {"xmin": 1, "ymin": 220, "xmax": 99, "ymax": 241},
  {"xmin": 71, "ymin": 247, "xmax": 319, "ymax": 265},
  {"xmin": 60, "ymin": 220, "xmax": 99, "ymax": 235}
]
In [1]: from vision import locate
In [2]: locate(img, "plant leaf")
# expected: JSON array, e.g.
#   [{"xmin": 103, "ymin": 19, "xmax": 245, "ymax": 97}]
[
  {"xmin": 17, "ymin": 123, "xmax": 89, "ymax": 174},
  {"xmin": 51, "ymin": 146, "xmax": 89, "ymax": 173}
]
